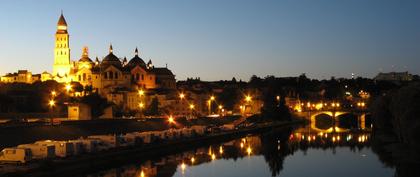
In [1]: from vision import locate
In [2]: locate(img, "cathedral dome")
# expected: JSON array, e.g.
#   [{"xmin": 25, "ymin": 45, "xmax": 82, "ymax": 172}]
[
  {"xmin": 127, "ymin": 48, "xmax": 146, "ymax": 69},
  {"xmin": 101, "ymin": 45, "xmax": 122, "ymax": 68},
  {"xmin": 79, "ymin": 47, "xmax": 93, "ymax": 63}
]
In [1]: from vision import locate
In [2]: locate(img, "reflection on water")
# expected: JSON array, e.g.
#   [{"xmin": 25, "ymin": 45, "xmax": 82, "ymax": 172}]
[{"xmin": 84, "ymin": 125, "xmax": 395, "ymax": 177}]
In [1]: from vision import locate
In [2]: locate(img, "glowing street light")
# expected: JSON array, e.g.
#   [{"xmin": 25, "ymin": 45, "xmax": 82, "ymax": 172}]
[
  {"xmin": 138, "ymin": 89, "xmax": 145, "ymax": 96},
  {"xmin": 179, "ymin": 93, "xmax": 185, "ymax": 99},
  {"xmin": 246, "ymin": 146, "xmax": 252, "ymax": 155},
  {"xmin": 245, "ymin": 95, "xmax": 252, "ymax": 102},
  {"xmin": 189, "ymin": 104, "xmax": 195, "ymax": 110},
  {"xmin": 48, "ymin": 99, "xmax": 55, "ymax": 107},
  {"xmin": 191, "ymin": 157, "xmax": 195, "ymax": 164},
  {"xmin": 211, "ymin": 154, "xmax": 216, "ymax": 160},
  {"xmin": 48, "ymin": 99, "xmax": 55, "ymax": 125},
  {"xmin": 181, "ymin": 162, "xmax": 186, "ymax": 173},
  {"xmin": 51, "ymin": 91, "xmax": 57, "ymax": 97},
  {"xmin": 65, "ymin": 83, "xmax": 72, "ymax": 92},
  {"xmin": 139, "ymin": 102, "xmax": 145, "ymax": 108},
  {"xmin": 168, "ymin": 115, "xmax": 175, "ymax": 124},
  {"xmin": 208, "ymin": 96, "xmax": 215, "ymax": 115}
]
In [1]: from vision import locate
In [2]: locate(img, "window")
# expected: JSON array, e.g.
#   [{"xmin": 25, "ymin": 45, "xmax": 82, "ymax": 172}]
[
  {"xmin": 83, "ymin": 73, "xmax": 86, "ymax": 81},
  {"xmin": 109, "ymin": 71, "xmax": 114, "ymax": 79},
  {"xmin": 78, "ymin": 75, "xmax": 81, "ymax": 81},
  {"xmin": 104, "ymin": 72, "xmax": 108, "ymax": 79},
  {"xmin": 136, "ymin": 73, "xmax": 140, "ymax": 81},
  {"xmin": 115, "ymin": 72, "xmax": 118, "ymax": 79},
  {"xmin": 141, "ymin": 74, "xmax": 144, "ymax": 80}
]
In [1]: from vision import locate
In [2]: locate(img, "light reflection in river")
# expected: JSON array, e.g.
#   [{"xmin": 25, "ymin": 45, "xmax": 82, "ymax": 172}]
[{"xmin": 84, "ymin": 125, "xmax": 394, "ymax": 177}]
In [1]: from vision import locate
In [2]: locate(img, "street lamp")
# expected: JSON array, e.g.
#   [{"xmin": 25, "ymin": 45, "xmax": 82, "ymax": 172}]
[
  {"xmin": 245, "ymin": 95, "xmax": 252, "ymax": 102},
  {"xmin": 208, "ymin": 96, "xmax": 215, "ymax": 115},
  {"xmin": 138, "ymin": 89, "xmax": 145, "ymax": 118},
  {"xmin": 179, "ymin": 93, "xmax": 186, "ymax": 116},
  {"xmin": 168, "ymin": 115, "xmax": 175, "ymax": 123},
  {"xmin": 189, "ymin": 104, "xmax": 195, "ymax": 118},
  {"xmin": 179, "ymin": 93, "xmax": 185, "ymax": 99},
  {"xmin": 48, "ymin": 99, "xmax": 55, "ymax": 107},
  {"xmin": 51, "ymin": 91, "xmax": 57, "ymax": 97},
  {"xmin": 138, "ymin": 102, "xmax": 145, "ymax": 118},
  {"xmin": 48, "ymin": 99, "xmax": 55, "ymax": 125},
  {"xmin": 138, "ymin": 89, "xmax": 144, "ymax": 96},
  {"xmin": 65, "ymin": 83, "xmax": 72, "ymax": 93}
]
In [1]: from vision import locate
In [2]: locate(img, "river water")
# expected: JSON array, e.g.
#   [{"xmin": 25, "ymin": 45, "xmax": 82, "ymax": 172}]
[{"xmin": 82, "ymin": 125, "xmax": 395, "ymax": 177}]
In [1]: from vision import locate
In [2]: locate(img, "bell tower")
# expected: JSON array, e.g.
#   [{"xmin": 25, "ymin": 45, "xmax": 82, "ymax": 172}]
[{"xmin": 53, "ymin": 12, "xmax": 71, "ymax": 79}]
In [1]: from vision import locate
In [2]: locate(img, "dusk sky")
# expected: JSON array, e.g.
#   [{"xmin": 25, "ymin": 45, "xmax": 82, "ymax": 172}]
[{"xmin": 0, "ymin": 0, "xmax": 419, "ymax": 81}]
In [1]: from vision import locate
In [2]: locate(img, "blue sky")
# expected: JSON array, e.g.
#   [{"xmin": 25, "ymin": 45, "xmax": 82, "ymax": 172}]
[{"xmin": 0, "ymin": 0, "xmax": 419, "ymax": 81}]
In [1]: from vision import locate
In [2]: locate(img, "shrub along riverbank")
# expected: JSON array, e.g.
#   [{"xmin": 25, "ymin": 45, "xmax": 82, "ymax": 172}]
[{"xmin": 370, "ymin": 83, "xmax": 420, "ymax": 177}]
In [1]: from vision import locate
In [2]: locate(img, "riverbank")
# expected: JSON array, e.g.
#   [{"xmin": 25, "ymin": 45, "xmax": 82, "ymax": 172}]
[
  {"xmin": 0, "ymin": 116, "xmax": 239, "ymax": 150},
  {"xmin": 1, "ymin": 120, "xmax": 303, "ymax": 177}
]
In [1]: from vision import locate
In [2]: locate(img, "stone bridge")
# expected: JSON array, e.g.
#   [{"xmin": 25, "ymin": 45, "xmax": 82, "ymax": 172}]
[{"xmin": 295, "ymin": 110, "xmax": 369, "ymax": 133}]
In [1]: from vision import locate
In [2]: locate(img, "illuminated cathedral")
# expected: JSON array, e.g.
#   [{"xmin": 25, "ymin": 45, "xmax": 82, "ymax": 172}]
[{"xmin": 52, "ymin": 13, "xmax": 176, "ymax": 95}]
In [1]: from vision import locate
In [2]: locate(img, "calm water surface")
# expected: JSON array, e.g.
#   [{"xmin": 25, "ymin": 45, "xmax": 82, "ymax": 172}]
[{"xmin": 84, "ymin": 125, "xmax": 394, "ymax": 177}]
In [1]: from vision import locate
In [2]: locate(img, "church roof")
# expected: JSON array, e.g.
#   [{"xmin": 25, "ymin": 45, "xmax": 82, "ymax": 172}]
[
  {"xmin": 151, "ymin": 67, "xmax": 174, "ymax": 76},
  {"xmin": 79, "ymin": 47, "xmax": 93, "ymax": 63},
  {"xmin": 101, "ymin": 45, "xmax": 122, "ymax": 68},
  {"xmin": 57, "ymin": 13, "xmax": 67, "ymax": 26},
  {"xmin": 127, "ymin": 48, "xmax": 146, "ymax": 69}
]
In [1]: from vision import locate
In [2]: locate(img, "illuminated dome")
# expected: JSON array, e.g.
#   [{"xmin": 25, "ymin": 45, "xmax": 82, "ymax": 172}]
[
  {"xmin": 101, "ymin": 45, "xmax": 122, "ymax": 68},
  {"xmin": 127, "ymin": 48, "xmax": 146, "ymax": 68},
  {"xmin": 78, "ymin": 47, "xmax": 93, "ymax": 63}
]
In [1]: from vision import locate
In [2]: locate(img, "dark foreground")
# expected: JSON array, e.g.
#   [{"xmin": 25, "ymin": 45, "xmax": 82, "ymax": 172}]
[{"xmin": 1, "ymin": 121, "xmax": 301, "ymax": 177}]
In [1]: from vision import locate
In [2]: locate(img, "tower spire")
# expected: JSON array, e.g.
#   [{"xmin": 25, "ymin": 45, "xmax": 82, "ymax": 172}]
[
  {"xmin": 109, "ymin": 44, "xmax": 113, "ymax": 53},
  {"xmin": 82, "ymin": 46, "xmax": 89, "ymax": 57},
  {"xmin": 135, "ymin": 47, "xmax": 139, "ymax": 56}
]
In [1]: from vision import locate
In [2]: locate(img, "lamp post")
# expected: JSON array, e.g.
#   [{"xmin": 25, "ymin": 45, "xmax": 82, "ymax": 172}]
[
  {"xmin": 138, "ymin": 102, "xmax": 144, "ymax": 118},
  {"xmin": 208, "ymin": 96, "xmax": 215, "ymax": 115},
  {"xmin": 48, "ymin": 99, "xmax": 55, "ymax": 125},
  {"xmin": 168, "ymin": 115, "xmax": 175, "ymax": 128},
  {"xmin": 138, "ymin": 89, "xmax": 145, "ymax": 118},
  {"xmin": 179, "ymin": 93, "xmax": 185, "ymax": 116},
  {"xmin": 51, "ymin": 90, "xmax": 57, "ymax": 97},
  {"xmin": 245, "ymin": 95, "xmax": 252, "ymax": 115},
  {"xmin": 189, "ymin": 104, "xmax": 195, "ymax": 118},
  {"xmin": 65, "ymin": 83, "xmax": 72, "ymax": 93}
]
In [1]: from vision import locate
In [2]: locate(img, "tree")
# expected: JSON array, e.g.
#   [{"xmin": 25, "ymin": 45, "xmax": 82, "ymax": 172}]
[
  {"xmin": 145, "ymin": 97, "xmax": 159, "ymax": 116},
  {"xmin": 260, "ymin": 88, "xmax": 291, "ymax": 122},
  {"xmin": 80, "ymin": 93, "xmax": 110, "ymax": 118}
]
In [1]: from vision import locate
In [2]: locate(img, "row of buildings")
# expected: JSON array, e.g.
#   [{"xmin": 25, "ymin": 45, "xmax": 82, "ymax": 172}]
[{"xmin": 0, "ymin": 13, "xmax": 262, "ymax": 119}]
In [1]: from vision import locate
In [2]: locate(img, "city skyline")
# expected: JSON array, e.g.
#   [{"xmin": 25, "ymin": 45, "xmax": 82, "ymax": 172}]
[{"xmin": 0, "ymin": 0, "xmax": 419, "ymax": 81}]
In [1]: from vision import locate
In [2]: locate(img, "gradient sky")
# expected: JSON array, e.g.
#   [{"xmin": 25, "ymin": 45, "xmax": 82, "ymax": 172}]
[{"xmin": 0, "ymin": 0, "xmax": 419, "ymax": 81}]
